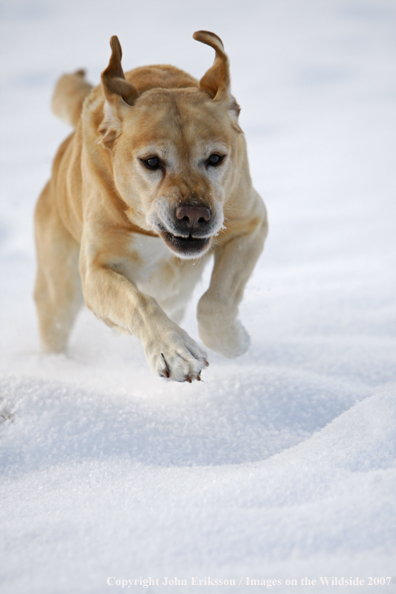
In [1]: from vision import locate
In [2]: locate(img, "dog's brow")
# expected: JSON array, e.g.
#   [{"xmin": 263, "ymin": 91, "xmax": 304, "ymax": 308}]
[
  {"xmin": 138, "ymin": 146, "xmax": 168, "ymax": 158},
  {"xmin": 204, "ymin": 142, "xmax": 228, "ymax": 154}
]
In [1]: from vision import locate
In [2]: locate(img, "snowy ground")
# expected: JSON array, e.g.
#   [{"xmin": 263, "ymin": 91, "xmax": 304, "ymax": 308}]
[{"xmin": 1, "ymin": 0, "xmax": 396, "ymax": 592}]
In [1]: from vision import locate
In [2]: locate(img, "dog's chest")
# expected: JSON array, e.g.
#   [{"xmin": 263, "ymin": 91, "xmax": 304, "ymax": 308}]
[{"xmin": 121, "ymin": 235, "xmax": 181, "ymax": 300}]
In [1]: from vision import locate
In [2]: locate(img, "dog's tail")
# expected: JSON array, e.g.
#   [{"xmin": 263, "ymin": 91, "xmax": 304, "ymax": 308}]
[{"xmin": 51, "ymin": 69, "xmax": 93, "ymax": 128}]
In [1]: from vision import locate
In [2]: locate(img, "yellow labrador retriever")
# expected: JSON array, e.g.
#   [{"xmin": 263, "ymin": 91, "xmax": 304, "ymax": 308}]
[{"xmin": 34, "ymin": 31, "xmax": 268, "ymax": 382}]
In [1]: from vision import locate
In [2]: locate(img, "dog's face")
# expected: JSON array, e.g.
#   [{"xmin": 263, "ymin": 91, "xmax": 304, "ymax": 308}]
[
  {"xmin": 98, "ymin": 32, "xmax": 241, "ymax": 259},
  {"xmin": 112, "ymin": 89, "xmax": 239, "ymax": 259}
]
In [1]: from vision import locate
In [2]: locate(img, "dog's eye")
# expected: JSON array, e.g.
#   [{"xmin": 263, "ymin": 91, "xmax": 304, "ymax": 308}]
[
  {"xmin": 141, "ymin": 157, "xmax": 161, "ymax": 171},
  {"xmin": 207, "ymin": 154, "xmax": 225, "ymax": 167}
]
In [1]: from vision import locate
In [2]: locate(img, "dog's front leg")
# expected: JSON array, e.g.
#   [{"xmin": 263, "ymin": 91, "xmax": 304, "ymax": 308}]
[
  {"xmin": 79, "ymin": 247, "xmax": 208, "ymax": 382},
  {"xmin": 197, "ymin": 205, "xmax": 268, "ymax": 358}
]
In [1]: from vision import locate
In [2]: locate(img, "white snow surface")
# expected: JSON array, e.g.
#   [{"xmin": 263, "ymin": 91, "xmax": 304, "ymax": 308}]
[{"xmin": 1, "ymin": 1, "xmax": 396, "ymax": 592}]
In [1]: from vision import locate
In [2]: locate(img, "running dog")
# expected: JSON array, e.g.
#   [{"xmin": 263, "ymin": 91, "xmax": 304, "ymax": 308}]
[{"xmin": 34, "ymin": 31, "xmax": 268, "ymax": 382}]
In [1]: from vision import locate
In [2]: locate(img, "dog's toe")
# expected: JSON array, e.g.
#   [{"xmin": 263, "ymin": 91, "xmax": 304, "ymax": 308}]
[{"xmin": 150, "ymin": 331, "xmax": 208, "ymax": 383}]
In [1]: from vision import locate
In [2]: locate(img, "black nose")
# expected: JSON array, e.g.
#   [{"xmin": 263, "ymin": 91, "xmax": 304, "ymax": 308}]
[{"xmin": 175, "ymin": 204, "xmax": 211, "ymax": 234}]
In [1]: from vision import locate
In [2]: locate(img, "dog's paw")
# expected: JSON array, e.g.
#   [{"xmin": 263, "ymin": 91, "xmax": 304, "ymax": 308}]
[
  {"xmin": 144, "ymin": 327, "xmax": 208, "ymax": 382},
  {"xmin": 198, "ymin": 319, "xmax": 250, "ymax": 358}
]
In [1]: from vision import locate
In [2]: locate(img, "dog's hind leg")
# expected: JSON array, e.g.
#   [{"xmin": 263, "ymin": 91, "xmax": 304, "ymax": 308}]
[{"xmin": 34, "ymin": 182, "xmax": 83, "ymax": 353}]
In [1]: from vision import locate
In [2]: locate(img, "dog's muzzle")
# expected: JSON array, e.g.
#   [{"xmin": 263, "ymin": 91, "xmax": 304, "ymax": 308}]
[{"xmin": 155, "ymin": 204, "xmax": 215, "ymax": 258}]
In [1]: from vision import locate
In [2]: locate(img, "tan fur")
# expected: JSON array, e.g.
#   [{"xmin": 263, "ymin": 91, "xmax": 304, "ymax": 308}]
[
  {"xmin": 34, "ymin": 32, "xmax": 268, "ymax": 382},
  {"xmin": 52, "ymin": 70, "xmax": 94, "ymax": 128}
]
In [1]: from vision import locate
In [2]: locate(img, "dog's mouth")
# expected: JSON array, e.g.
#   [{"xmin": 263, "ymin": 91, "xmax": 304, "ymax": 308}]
[{"xmin": 159, "ymin": 230, "xmax": 211, "ymax": 258}]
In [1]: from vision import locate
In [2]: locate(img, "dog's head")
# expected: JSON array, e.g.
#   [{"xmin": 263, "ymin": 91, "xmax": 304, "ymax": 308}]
[{"xmin": 97, "ymin": 32, "xmax": 242, "ymax": 259}]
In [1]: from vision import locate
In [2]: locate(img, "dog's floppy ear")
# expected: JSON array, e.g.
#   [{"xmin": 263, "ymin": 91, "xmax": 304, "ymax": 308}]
[
  {"xmin": 99, "ymin": 36, "xmax": 139, "ymax": 148},
  {"xmin": 193, "ymin": 30, "xmax": 240, "ymax": 120}
]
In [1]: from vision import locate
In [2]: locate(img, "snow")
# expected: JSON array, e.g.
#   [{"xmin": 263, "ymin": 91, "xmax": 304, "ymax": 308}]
[{"xmin": 1, "ymin": 0, "xmax": 396, "ymax": 592}]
